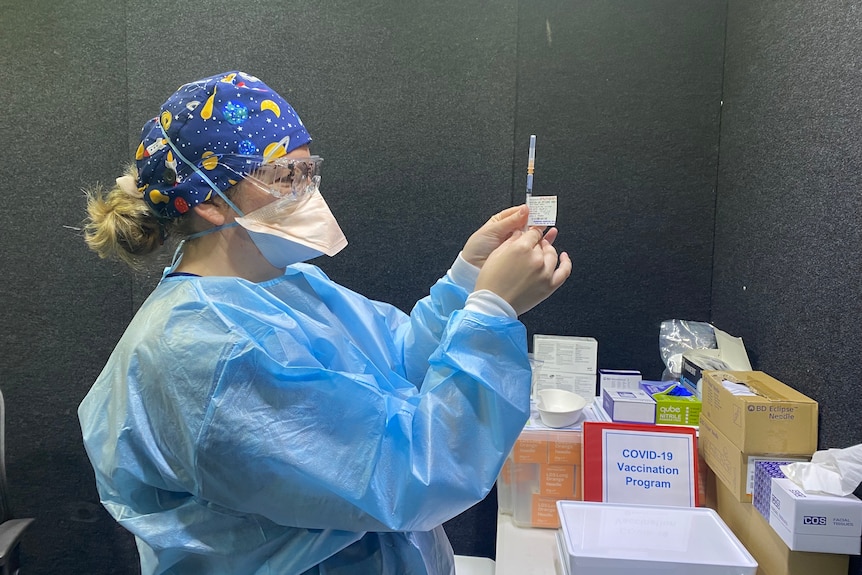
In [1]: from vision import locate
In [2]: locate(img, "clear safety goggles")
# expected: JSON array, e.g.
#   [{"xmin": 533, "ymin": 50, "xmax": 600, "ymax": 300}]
[{"xmin": 230, "ymin": 155, "xmax": 324, "ymax": 200}]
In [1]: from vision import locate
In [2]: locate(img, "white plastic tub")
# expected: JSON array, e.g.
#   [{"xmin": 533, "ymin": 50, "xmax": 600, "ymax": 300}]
[{"xmin": 556, "ymin": 501, "xmax": 757, "ymax": 574}]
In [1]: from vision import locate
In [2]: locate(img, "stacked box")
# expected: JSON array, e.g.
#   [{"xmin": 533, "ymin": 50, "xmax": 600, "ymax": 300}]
[
  {"xmin": 700, "ymin": 371, "xmax": 818, "ymax": 454},
  {"xmin": 699, "ymin": 371, "xmax": 817, "ymax": 502},
  {"xmin": 533, "ymin": 335, "xmax": 598, "ymax": 400},
  {"xmin": 598, "ymin": 369, "xmax": 642, "ymax": 394},
  {"xmin": 699, "ymin": 416, "xmax": 809, "ymax": 503},
  {"xmin": 752, "ymin": 461, "xmax": 790, "ymax": 520},
  {"xmin": 499, "ymin": 428, "xmax": 582, "ymax": 528}
]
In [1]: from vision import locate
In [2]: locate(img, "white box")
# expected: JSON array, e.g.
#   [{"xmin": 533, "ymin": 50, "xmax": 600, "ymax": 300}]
[
  {"xmin": 598, "ymin": 369, "xmax": 642, "ymax": 394},
  {"xmin": 534, "ymin": 335, "xmax": 598, "ymax": 375},
  {"xmin": 534, "ymin": 372, "xmax": 596, "ymax": 400},
  {"xmin": 768, "ymin": 478, "xmax": 862, "ymax": 554},
  {"xmin": 556, "ymin": 501, "xmax": 757, "ymax": 574},
  {"xmin": 601, "ymin": 388, "xmax": 655, "ymax": 424}
]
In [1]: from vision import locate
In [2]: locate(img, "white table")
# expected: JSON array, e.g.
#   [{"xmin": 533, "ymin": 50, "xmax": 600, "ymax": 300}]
[{"xmin": 494, "ymin": 513, "xmax": 558, "ymax": 575}]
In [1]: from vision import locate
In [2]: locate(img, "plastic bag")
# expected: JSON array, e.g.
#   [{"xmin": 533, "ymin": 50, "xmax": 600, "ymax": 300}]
[{"xmin": 658, "ymin": 320, "xmax": 716, "ymax": 380}]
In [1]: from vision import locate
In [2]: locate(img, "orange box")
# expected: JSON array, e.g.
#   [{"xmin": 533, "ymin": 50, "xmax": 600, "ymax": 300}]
[
  {"xmin": 500, "ymin": 428, "xmax": 584, "ymax": 528},
  {"xmin": 512, "ymin": 438, "xmax": 547, "ymax": 463},
  {"xmin": 540, "ymin": 464, "xmax": 577, "ymax": 497},
  {"xmin": 531, "ymin": 495, "xmax": 563, "ymax": 528},
  {"xmin": 548, "ymin": 432, "xmax": 582, "ymax": 465}
]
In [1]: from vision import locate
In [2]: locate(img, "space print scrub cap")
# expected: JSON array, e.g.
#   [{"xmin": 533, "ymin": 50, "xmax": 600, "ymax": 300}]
[{"xmin": 136, "ymin": 71, "xmax": 312, "ymax": 219}]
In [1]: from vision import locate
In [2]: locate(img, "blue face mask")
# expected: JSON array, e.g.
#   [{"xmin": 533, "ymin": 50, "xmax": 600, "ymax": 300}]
[{"xmin": 242, "ymin": 230, "xmax": 328, "ymax": 269}]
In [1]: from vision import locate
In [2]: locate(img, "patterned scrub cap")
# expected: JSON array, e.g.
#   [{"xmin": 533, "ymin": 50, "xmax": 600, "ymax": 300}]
[{"xmin": 136, "ymin": 71, "xmax": 312, "ymax": 219}]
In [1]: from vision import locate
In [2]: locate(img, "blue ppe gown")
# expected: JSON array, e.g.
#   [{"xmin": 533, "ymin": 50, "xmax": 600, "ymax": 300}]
[{"xmin": 79, "ymin": 262, "xmax": 531, "ymax": 574}]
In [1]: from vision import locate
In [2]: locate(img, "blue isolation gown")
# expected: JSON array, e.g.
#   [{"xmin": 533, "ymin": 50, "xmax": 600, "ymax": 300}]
[{"xmin": 79, "ymin": 261, "xmax": 531, "ymax": 574}]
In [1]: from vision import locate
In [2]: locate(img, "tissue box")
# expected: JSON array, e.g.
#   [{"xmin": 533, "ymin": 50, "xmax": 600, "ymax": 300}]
[
  {"xmin": 640, "ymin": 381, "xmax": 701, "ymax": 426},
  {"xmin": 598, "ymin": 369, "xmax": 642, "ymax": 394},
  {"xmin": 768, "ymin": 478, "xmax": 862, "ymax": 554},
  {"xmin": 601, "ymin": 388, "xmax": 655, "ymax": 424},
  {"xmin": 701, "ymin": 371, "xmax": 818, "ymax": 454},
  {"xmin": 715, "ymin": 479, "xmax": 850, "ymax": 575}
]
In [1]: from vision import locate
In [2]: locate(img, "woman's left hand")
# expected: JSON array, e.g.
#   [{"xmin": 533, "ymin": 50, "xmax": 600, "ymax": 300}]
[{"xmin": 461, "ymin": 205, "xmax": 557, "ymax": 268}]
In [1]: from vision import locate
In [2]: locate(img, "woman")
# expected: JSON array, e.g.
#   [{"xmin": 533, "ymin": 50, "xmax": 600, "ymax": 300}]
[{"xmin": 79, "ymin": 71, "xmax": 571, "ymax": 574}]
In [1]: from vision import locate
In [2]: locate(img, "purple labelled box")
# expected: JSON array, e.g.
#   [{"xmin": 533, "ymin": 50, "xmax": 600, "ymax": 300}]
[{"xmin": 752, "ymin": 460, "xmax": 790, "ymax": 521}]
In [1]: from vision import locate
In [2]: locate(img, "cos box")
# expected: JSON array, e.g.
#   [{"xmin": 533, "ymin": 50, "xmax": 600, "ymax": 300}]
[{"xmin": 701, "ymin": 371, "xmax": 818, "ymax": 454}]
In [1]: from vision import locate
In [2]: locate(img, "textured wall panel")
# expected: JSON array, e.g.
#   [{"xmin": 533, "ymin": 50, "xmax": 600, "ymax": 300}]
[
  {"xmin": 515, "ymin": 0, "xmax": 727, "ymax": 379},
  {"xmin": 715, "ymin": 1, "xmax": 862, "ymax": 450},
  {"xmin": 0, "ymin": 1, "xmax": 141, "ymax": 572}
]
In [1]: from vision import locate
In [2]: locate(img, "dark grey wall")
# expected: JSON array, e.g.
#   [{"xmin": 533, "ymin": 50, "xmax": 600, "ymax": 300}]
[
  {"xmin": 713, "ymin": 3, "xmax": 862, "ymax": 573},
  {"xmin": 1, "ymin": 0, "xmax": 859, "ymax": 573},
  {"xmin": 714, "ymin": 0, "xmax": 862, "ymax": 452}
]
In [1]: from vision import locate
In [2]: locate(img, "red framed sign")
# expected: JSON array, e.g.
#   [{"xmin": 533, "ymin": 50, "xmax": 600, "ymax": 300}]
[{"xmin": 582, "ymin": 421, "xmax": 699, "ymax": 507}]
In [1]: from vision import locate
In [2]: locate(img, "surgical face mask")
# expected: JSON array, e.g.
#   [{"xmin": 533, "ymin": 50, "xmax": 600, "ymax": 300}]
[{"xmin": 235, "ymin": 186, "xmax": 347, "ymax": 269}]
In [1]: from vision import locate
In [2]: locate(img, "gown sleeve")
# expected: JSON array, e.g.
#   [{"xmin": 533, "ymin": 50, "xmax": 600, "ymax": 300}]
[{"xmin": 185, "ymin": 271, "xmax": 532, "ymax": 533}]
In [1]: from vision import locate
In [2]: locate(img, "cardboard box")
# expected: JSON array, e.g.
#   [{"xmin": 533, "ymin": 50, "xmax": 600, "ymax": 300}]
[
  {"xmin": 601, "ymin": 388, "xmax": 655, "ymax": 424},
  {"xmin": 701, "ymin": 371, "xmax": 818, "ymax": 454},
  {"xmin": 715, "ymin": 478, "xmax": 850, "ymax": 575},
  {"xmin": 769, "ymin": 478, "xmax": 862, "ymax": 554},
  {"xmin": 699, "ymin": 416, "xmax": 810, "ymax": 502},
  {"xmin": 598, "ymin": 369, "xmax": 642, "ymax": 394},
  {"xmin": 640, "ymin": 381, "xmax": 702, "ymax": 426}
]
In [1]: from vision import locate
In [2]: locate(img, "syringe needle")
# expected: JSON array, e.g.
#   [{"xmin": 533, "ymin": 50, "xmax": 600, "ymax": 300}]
[{"xmin": 526, "ymin": 134, "xmax": 536, "ymax": 202}]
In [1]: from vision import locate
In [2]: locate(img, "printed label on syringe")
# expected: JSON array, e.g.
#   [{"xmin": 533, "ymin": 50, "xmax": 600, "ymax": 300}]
[{"xmin": 527, "ymin": 196, "xmax": 557, "ymax": 226}]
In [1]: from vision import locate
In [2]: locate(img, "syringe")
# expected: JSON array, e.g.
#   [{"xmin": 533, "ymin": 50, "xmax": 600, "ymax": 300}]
[{"xmin": 526, "ymin": 134, "xmax": 536, "ymax": 202}]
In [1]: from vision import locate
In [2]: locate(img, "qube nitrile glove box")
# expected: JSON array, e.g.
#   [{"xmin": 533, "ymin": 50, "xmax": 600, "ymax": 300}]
[{"xmin": 640, "ymin": 380, "xmax": 702, "ymax": 426}]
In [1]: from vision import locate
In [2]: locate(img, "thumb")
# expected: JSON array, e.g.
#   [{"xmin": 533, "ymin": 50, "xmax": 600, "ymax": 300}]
[{"xmin": 496, "ymin": 205, "xmax": 528, "ymax": 229}]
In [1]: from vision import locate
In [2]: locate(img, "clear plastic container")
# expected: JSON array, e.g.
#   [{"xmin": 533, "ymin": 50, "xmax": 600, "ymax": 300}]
[
  {"xmin": 498, "ymin": 428, "xmax": 583, "ymax": 529},
  {"xmin": 556, "ymin": 501, "xmax": 757, "ymax": 574}
]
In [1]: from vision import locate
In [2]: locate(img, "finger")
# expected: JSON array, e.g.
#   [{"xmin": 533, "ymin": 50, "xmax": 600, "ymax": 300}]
[
  {"xmin": 550, "ymin": 252, "xmax": 572, "ymax": 288},
  {"xmin": 518, "ymin": 227, "xmax": 544, "ymax": 247},
  {"xmin": 501, "ymin": 229, "xmax": 524, "ymax": 245},
  {"xmin": 490, "ymin": 205, "xmax": 526, "ymax": 223},
  {"xmin": 541, "ymin": 240, "xmax": 560, "ymax": 271},
  {"xmin": 542, "ymin": 227, "xmax": 559, "ymax": 245}
]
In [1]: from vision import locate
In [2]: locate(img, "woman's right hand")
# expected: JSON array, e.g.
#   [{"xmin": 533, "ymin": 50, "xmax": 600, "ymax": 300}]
[{"xmin": 474, "ymin": 228, "xmax": 571, "ymax": 315}]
